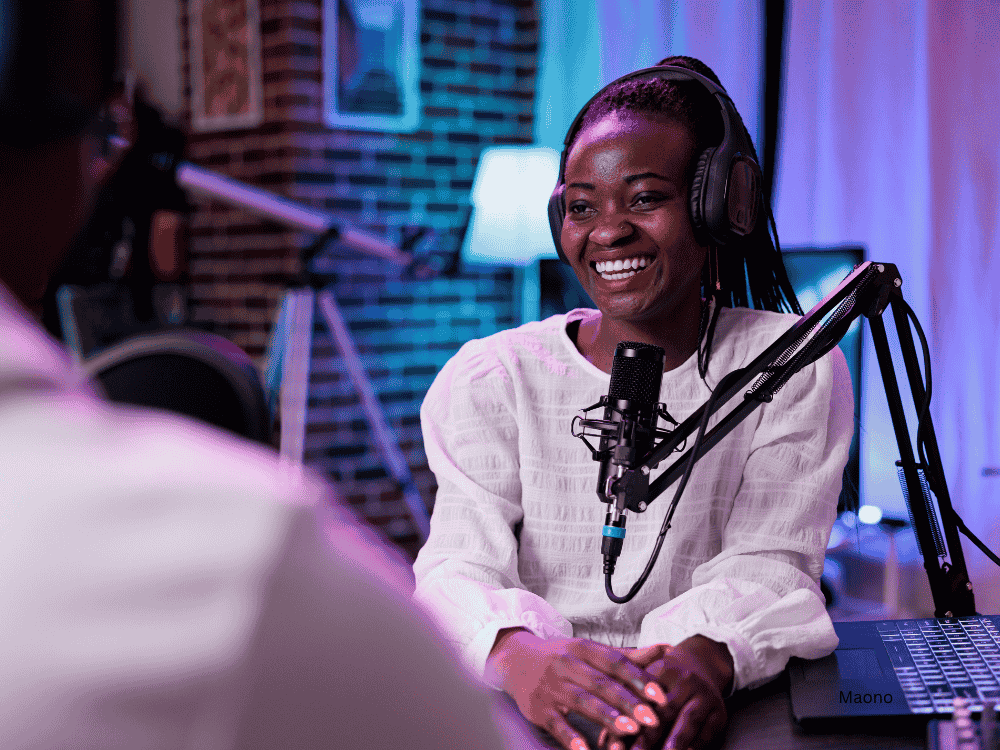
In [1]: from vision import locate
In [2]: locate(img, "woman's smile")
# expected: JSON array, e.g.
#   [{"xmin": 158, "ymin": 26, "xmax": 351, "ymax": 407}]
[{"xmin": 591, "ymin": 254, "xmax": 655, "ymax": 281}]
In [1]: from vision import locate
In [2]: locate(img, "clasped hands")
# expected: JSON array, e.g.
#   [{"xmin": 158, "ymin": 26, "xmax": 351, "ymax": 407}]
[{"xmin": 490, "ymin": 630, "xmax": 732, "ymax": 750}]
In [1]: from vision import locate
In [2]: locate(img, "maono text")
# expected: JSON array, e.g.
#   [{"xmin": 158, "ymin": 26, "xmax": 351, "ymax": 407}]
[{"xmin": 839, "ymin": 691, "xmax": 893, "ymax": 704}]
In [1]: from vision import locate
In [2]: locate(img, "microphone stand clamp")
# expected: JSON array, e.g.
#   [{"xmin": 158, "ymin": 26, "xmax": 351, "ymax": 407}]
[{"xmin": 572, "ymin": 399, "xmax": 678, "ymax": 572}]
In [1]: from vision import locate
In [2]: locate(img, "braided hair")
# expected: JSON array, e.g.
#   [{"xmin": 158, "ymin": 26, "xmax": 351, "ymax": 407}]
[{"xmin": 570, "ymin": 55, "xmax": 802, "ymax": 319}]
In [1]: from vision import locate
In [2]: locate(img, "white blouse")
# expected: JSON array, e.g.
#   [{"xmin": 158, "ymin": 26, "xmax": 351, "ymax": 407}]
[{"xmin": 413, "ymin": 306, "xmax": 855, "ymax": 693}]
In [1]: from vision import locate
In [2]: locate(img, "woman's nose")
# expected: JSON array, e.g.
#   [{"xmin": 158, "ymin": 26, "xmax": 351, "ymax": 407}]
[{"xmin": 590, "ymin": 214, "xmax": 636, "ymax": 246}]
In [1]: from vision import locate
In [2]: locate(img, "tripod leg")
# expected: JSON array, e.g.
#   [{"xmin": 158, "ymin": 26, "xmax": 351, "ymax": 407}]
[
  {"xmin": 264, "ymin": 291, "xmax": 293, "ymax": 426},
  {"xmin": 279, "ymin": 288, "xmax": 314, "ymax": 466},
  {"xmin": 316, "ymin": 288, "xmax": 431, "ymax": 541}
]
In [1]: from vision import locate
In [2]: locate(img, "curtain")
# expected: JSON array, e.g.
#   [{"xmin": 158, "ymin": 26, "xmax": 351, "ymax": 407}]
[
  {"xmin": 534, "ymin": 0, "xmax": 764, "ymax": 148},
  {"xmin": 775, "ymin": 1, "xmax": 1000, "ymax": 612}
]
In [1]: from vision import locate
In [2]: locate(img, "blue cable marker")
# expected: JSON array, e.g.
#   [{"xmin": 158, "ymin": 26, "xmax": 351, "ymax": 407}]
[{"xmin": 603, "ymin": 525, "xmax": 627, "ymax": 539}]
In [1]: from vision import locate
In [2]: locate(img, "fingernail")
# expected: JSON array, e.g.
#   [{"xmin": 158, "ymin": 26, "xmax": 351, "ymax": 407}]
[
  {"xmin": 614, "ymin": 714, "xmax": 640, "ymax": 734},
  {"xmin": 571, "ymin": 738, "xmax": 589, "ymax": 750},
  {"xmin": 633, "ymin": 703, "xmax": 659, "ymax": 727},
  {"xmin": 609, "ymin": 742, "xmax": 625, "ymax": 750},
  {"xmin": 644, "ymin": 681, "xmax": 667, "ymax": 706}
]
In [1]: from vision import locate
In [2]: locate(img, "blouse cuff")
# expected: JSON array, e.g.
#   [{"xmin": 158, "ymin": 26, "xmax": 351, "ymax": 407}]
[{"xmin": 471, "ymin": 613, "xmax": 574, "ymax": 690}]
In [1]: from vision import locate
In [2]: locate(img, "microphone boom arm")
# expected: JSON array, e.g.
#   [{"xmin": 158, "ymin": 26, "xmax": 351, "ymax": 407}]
[{"xmin": 631, "ymin": 261, "xmax": 976, "ymax": 617}]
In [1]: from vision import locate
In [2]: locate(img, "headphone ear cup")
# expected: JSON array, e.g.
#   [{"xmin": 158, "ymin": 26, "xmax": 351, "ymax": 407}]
[
  {"xmin": 725, "ymin": 157, "xmax": 761, "ymax": 236},
  {"xmin": 688, "ymin": 148, "xmax": 714, "ymax": 246},
  {"xmin": 548, "ymin": 184, "xmax": 568, "ymax": 263}
]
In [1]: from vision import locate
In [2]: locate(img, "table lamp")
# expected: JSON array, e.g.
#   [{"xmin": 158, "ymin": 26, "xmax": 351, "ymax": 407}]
[{"xmin": 460, "ymin": 146, "xmax": 561, "ymax": 267}]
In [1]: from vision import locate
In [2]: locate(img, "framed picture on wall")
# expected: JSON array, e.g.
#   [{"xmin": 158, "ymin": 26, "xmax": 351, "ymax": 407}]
[
  {"xmin": 322, "ymin": 0, "xmax": 421, "ymax": 132},
  {"xmin": 189, "ymin": 0, "xmax": 264, "ymax": 133}
]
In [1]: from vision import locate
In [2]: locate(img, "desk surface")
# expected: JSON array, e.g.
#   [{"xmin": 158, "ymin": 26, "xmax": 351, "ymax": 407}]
[
  {"xmin": 505, "ymin": 674, "xmax": 927, "ymax": 750},
  {"xmin": 722, "ymin": 673, "xmax": 924, "ymax": 750}
]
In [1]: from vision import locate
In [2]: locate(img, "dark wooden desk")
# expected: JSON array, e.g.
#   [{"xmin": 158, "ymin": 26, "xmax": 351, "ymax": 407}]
[
  {"xmin": 722, "ymin": 673, "xmax": 925, "ymax": 750},
  {"xmin": 501, "ymin": 674, "xmax": 927, "ymax": 749}
]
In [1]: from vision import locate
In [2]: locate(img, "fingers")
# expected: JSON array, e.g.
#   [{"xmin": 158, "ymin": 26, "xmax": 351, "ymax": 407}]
[
  {"xmin": 548, "ymin": 646, "xmax": 659, "ymax": 736},
  {"xmin": 622, "ymin": 643, "xmax": 672, "ymax": 668},
  {"xmin": 629, "ymin": 654, "xmax": 727, "ymax": 750},
  {"xmin": 511, "ymin": 639, "xmax": 674, "ymax": 750},
  {"xmin": 571, "ymin": 642, "xmax": 666, "ymax": 717},
  {"xmin": 548, "ymin": 708, "xmax": 615, "ymax": 750},
  {"xmin": 661, "ymin": 694, "xmax": 727, "ymax": 750},
  {"xmin": 545, "ymin": 689, "xmax": 644, "ymax": 750},
  {"xmin": 590, "ymin": 645, "xmax": 665, "ymax": 702},
  {"xmin": 558, "ymin": 708, "xmax": 602, "ymax": 750},
  {"xmin": 571, "ymin": 680, "xmax": 646, "ymax": 734},
  {"xmin": 545, "ymin": 678, "xmax": 650, "ymax": 750},
  {"xmin": 589, "ymin": 645, "xmax": 727, "ymax": 750},
  {"xmin": 623, "ymin": 715, "xmax": 664, "ymax": 750},
  {"xmin": 637, "ymin": 658, "xmax": 684, "ymax": 720}
]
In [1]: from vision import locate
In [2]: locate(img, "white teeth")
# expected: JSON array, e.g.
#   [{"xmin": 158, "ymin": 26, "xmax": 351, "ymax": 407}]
[{"xmin": 593, "ymin": 256, "xmax": 652, "ymax": 278}]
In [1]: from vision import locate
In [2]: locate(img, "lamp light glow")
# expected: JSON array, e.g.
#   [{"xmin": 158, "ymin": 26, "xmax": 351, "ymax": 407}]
[
  {"xmin": 858, "ymin": 504, "xmax": 884, "ymax": 525},
  {"xmin": 461, "ymin": 146, "xmax": 561, "ymax": 266}
]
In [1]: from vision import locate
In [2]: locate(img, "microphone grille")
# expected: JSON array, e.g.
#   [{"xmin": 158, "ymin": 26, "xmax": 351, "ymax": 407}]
[{"xmin": 607, "ymin": 342, "xmax": 666, "ymax": 405}]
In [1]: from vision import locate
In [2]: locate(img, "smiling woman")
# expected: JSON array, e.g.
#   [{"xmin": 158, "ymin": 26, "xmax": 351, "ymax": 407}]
[
  {"xmin": 413, "ymin": 56, "xmax": 855, "ymax": 750},
  {"xmin": 549, "ymin": 56, "xmax": 801, "ymax": 377}
]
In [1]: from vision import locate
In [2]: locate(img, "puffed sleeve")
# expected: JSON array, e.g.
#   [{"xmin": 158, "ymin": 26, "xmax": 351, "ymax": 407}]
[
  {"xmin": 412, "ymin": 339, "xmax": 573, "ymax": 686},
  {"xmin": 636, "ymin": 344, "xmax": 854, "ymax": 692}
]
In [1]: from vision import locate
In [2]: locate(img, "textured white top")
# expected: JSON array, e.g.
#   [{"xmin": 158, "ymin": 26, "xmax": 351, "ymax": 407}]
[
  {"xmin": 413, "ymin": 306, "xmax": 855, "ymax": 693},
  {"xmin": 0, "ymin": 284, "xmax": 540, "ymax": 750}
]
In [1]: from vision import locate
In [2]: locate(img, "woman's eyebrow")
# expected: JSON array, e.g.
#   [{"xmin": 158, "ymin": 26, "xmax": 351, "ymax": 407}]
[
  {"xmin": 624, "ymin": 171, "xmax": 670, "ymax": 184},
  {"xmin": 567, "ymin": 172, "xmax": 671, "ymax": 190}
]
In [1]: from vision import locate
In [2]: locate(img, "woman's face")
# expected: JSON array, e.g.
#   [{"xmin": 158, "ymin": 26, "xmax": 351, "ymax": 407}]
[{"xmin": 560, "ymin": 111, "xmax": 708, "ymax": 326}]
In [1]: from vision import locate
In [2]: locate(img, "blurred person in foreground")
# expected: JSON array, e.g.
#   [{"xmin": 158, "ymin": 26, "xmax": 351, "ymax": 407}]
[{"xmin": 0, "ymin": 2, "xmax": 539, "ymax": 748}]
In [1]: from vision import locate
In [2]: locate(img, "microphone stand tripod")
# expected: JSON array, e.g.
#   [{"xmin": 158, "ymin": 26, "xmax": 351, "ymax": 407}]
[{"xmin": 174, "ymin": 162, "xmax": 432, "ymax": 540}]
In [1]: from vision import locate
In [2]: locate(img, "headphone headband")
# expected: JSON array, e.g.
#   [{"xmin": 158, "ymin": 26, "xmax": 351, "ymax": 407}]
[
  {"xmin": 548, "ymin": 64, "xmax": 762, "ymax": 262},
  {"xmin": 560, "ymin": 66, "xmax": 733, "ymax": 149}
]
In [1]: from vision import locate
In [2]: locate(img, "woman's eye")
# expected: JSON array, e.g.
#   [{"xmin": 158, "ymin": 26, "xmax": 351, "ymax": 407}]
[
  {"xmin": 634, "ymin": 192, "xmax": 664, "ymax": 207},
  {"xmin": 568, "ymin": 202, "xmax": 592, "ymax": 216}
]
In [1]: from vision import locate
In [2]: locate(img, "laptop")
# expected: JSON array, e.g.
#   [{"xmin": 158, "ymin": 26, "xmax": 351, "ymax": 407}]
[{"xmin": 788, "ymin": 615, "xmax": 1000, "ymax": 732}]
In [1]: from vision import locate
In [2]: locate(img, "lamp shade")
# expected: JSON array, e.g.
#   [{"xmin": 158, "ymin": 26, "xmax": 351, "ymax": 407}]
[{"xmin": 461, "ymin": 146, "xmax": 561, "ymax": 266}]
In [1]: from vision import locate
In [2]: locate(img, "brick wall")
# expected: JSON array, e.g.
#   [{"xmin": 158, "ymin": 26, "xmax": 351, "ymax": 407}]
[{"xmin": 180, "ymin": 0, "xmax": 540, "ymax": 560}]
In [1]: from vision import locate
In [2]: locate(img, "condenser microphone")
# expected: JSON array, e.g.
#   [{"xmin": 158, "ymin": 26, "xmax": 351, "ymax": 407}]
[
  {"xmin": 595, "ymin": 342, "xmax": 665, "ymax": 565},
  {"xmin": 595, "ymin": 342, "xmax": 666, "ymax": 501}
]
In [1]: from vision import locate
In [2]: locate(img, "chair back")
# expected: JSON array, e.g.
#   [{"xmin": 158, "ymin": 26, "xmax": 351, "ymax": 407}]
[{"xmin": 84, "ymin": 329, "xmax": 272, "ymax": 446}]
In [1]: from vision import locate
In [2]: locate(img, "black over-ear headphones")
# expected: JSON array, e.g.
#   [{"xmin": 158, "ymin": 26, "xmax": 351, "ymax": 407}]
[{"xmin": 547, "ymin": 65, "xmax": 762, "ymax": 263}]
